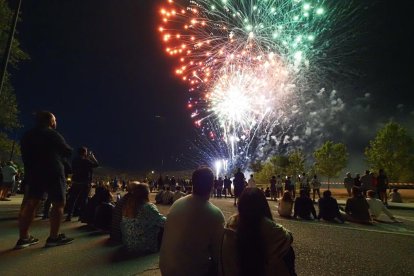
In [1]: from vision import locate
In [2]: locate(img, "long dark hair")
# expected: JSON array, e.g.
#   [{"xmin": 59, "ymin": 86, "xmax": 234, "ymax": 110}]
[
  {"xmin": 237, "ymin": 188, "xmax": 273, "ymax": 276},
  {"xmin": 122, "ymin": 182, "xmax": 150, "ymax": 218}
]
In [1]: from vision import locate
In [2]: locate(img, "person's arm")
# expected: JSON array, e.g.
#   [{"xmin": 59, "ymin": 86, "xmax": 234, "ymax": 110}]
[
  {"xmin": 345, "ymin": 199, "xmax": 351, "ymax": 214},
  {"xmin": 50, "ymin": 129, "xmax": 73, "ymax": 158},
  {"xmin": 147, "ymin": 203, "xmax": 167, "ymax": 226},
  {"xmin": 88, "ymin": 152, "xmax": 99, "ymax": 167}
]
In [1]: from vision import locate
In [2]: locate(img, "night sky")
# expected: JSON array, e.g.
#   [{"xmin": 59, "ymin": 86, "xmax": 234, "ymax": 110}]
[{"xmin": 9, "ymin": 0, "xmax": 414, "ymax": 172}]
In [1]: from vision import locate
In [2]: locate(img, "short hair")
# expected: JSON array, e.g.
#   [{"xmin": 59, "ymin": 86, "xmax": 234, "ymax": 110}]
[
  {"xmin": 35, "ymin": 111, "xmax": 54, "ymax": 127},
  {"xmin": 352, "ymin": 186, "xmax": 362, "ymax": 197},
  {"xmin": 393, "ymin": 188, "xmax": 398, "ymax": 192},
  {"xmin": 78, "ymin": 147, "xmax": 87, "ymax": 155},
  {"xmin": 367, "ymin": 190, "xmax": 376, "ymax": 197},
  {"xmin": 323, "ymin": 190, "xmax": 332, "ymax": 198},
  {"xmin": 192, "ymin": 167, "xmax": 214, "ymax": 196}
]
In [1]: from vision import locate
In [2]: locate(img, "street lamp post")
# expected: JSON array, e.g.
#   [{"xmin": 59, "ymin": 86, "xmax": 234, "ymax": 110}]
[{"xmin": 0, "ymin": 0, "xmax": 22, "ymax": 96}]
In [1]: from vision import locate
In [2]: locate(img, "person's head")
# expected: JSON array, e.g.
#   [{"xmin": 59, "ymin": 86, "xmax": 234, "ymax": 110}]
[
  {"xmin": 346, "ymin": 172, "xmax": 351, "ymax": 178},
  {"xmin": 299, "ymin": 189, "xmax": 308, "ymax": 197},
  {"xmin": 176, "ymin": 185, "xmax": 181, "ymax": 191},
  {"xmin": 238, "ymin": 187, "xmax": 273, "ymax": 222},
  {"xmin": 352, "ymin": 186, "xmax": 362, "ymax": 197},
  {"xmin": 322, "ymin": 190, "xmax": 332, "ymax": 198},
  {"xmin": 277, "ymin": 174, "xmax": 280, "ymax": 178},
  {"xmin": 225, "ymin": 175, "xmax": 228, "ymax": 179},
  {"xmin": 192, "ymin": 167, "xmax": 214, "ymax": 197},
  {"xmin": 287, "ymin": 176, "xmax": 291, "ymax": 180},
  {"xmin": 282, "ymin": 191, "xmax": 293, "ymax": 202},
  {"xmin": 271, "ymin": 175, "xmax": 276, "ymax": 179},
  {"xmin": 379, "ymin": 169, "xmax": 385, "ymax": 175},
  {"xmin": 237, "ymin": 168, "xmax": 241, "ymax": 173},
  {"xmin": 393, "ymin": 188, "xmax": 399, "ymax": 193},
  {"xmin": 250, "ymin": 174, "xmax": 253, "ymax": 178},
  {"xmin": 365, "ymin": 170, "xmax": 370, "ymax": 175},
  {"xmin": 78, "ymin": 147, "xmax": 88, "ymax": 157},
  {"xmin": 355, "ymin": 174, "xmax": 360, "ymax": 179},
  {"xmin": 367, "ymin": 190, "xmax": 376, "ymax": 198},
  {"xmin": 313, "ymin": 174, "xmax": 317, "ymax": 179},
  {"xmin": 302, "ymin": 172, "xmax": 306, "ymax": 176},
  {"xmin": 35, "ymin": 111, "xmax": 56, "ymax": 129},
  {"xmin": 129, "ymin": 182, "xmax": 150, "ymax": 204}
]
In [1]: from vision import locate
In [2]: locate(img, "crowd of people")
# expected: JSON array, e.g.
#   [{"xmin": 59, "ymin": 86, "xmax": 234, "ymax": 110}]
[{"xmin": 2, "ymin": 110, "xmax": 408, "ymax": 276}]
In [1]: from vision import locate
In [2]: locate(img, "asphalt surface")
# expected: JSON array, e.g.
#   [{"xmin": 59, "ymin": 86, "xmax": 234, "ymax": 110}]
[{"xmin": 1, "ymin": 194, "xmax": 414, "ymax": 276}]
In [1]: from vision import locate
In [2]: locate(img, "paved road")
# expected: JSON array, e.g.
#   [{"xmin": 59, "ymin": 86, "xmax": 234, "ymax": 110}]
[{"xmin": 1, "ymin": 195, "xmax": 414, "ymax": 276}]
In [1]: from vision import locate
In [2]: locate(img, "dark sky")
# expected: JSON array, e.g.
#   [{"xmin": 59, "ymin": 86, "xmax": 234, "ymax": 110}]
[{"xmin": 9, "ymin": 0, "xmax": 414, "ymax": 172}]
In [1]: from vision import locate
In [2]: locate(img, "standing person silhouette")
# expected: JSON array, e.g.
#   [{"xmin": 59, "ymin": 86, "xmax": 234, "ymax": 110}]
[
  {"xmin": 233, "ymin": 168, "xmax": 245, "ymax": 206},
  {"xmin": 16, "ymin": 111, "xmax": 74, "ymax": 249}
]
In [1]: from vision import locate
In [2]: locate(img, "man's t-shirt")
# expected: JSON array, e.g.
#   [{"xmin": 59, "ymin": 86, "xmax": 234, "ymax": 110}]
[{"xmin": 159, "ymin": 195, "xmax": 225, "ymax": 276}]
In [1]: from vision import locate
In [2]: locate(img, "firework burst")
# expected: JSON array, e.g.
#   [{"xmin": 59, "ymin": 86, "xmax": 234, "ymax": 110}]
[{"xmin": 158, "ymin": 0, "xmax": 364, "ymax": 168}]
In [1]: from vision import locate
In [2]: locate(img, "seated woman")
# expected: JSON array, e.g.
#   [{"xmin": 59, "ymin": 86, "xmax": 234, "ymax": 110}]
[
  {"xmin": 221, "ymin": 188, "xmax": 296, "ymax": 276},
  {"xmin": 293, "ymin": 189, "xmax": 317, "ymax": 220},
  {"xmin": 318, "ymin": 190, "xmax": 344, "ymax": 223},
  {"xmin": 121, "ymin": 182, "xmax": 166, "ymax": 253},
  {"xmin": 94, "ymin": 187, "xmax": 115, "ymax": 231},
  {"xmin": 344, "ymin": 187, "xmax": 372, "ymax": 224},
  {"xmin": 278, "ymin": 191, "xmax": 294, "ymax": 218}
]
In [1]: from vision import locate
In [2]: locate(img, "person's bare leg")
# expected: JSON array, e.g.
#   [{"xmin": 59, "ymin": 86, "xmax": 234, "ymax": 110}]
[
  {"xmin": 19, "ymin": 199, "xmax": 41, "ymax": 239},
  {"xmin": 49, "ymin": 201, "xmax": 65, "ymax": 238}
]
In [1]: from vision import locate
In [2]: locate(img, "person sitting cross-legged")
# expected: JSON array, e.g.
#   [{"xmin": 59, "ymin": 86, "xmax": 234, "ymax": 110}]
[
  {"xmin": 366, "ymin": 190, "xmax": 400, "ymax": 223},
  {"xmin": 343, "ymin": 187, "xmax": 372, "ymax": 224},
  {"xmin": 318, "ymin": 190, "xmax": 344, "ymax": 223},
  {"xmin": 120, "ymin": 182, "xmax": 166, "ymax": 253},
  {"xmin": 293, "ymin": 189, "xmax": 317, "ymax": 220}
]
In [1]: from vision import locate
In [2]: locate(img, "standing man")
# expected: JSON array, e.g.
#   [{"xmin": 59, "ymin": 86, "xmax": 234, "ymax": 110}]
[
  {"xmin": 360, "ymin": 170, "xmax": 372, "ymax": 196},
  {"xmin": 65, "ymin": 147, "xmax": 99, "ymax": 221},
  {"xmin": 299, "ymin": 172, "xmax": 310, "ymax": 196},
  {"xmin": 343, "ymin": 172, "xmax": 353, "ymax": 197},
  {"xmin": 16, "ymin": 111, "xmax": 73, "ymax": 249},
  {"xmin": 223, "ymin": 175, "xmax": 233, "ymax": 198},
  {"xmin": 377, "ymin": 169, "xmax": 389, "ymax": 206},
  {"xmin": 160, "ymin": 167, "xmax": 225, "ymax": 275},
  {"xmin": 0, "ymin": 161, "xmax": 18, "ymax": 201},
  {"xmin": 233, "ymin": 168, "xmax": 245, "ymax": 206}
]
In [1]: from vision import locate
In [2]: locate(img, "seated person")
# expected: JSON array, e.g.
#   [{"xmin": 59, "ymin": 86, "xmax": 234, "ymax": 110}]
[
  {"xmin": 80, "ymin": 183, "xmax": 110, "ymax": 225},
  {"xmin": 344, "ymin": 187, "xmax": 372, "ymax": 224},
  {"xmin": 172, "ymin": 185, "xmax": 186, "ymax": 203},
  {"xmin": 161, "ymin": 186, "xmax": 174, "ymax": 205},
  {"xmin": 294, "ymin": 189, "xmax": 317, "ymax": 220},
  {"xmin": 155, "ymin": 187, "xmax": 165, "ymax": 204},
  {"xmin": 278, "ymin": 191, "xmax": 294, "ymax": 218},
  {"xmin": 120, "ymin": 182, "xmax": 166, "ymax": 253},
  {"xmin": 110, "ymin": 192, "xmax": 132, "ymax": 243},
  {"xmin": 318, "ymin": 190, "xmax": 344, "ymax": 223},
  {"xmin": 222, "ymin": 188, "xmax": 295, "ymax": 276},
  {"xmin": 367, "ymin": 190, "xmax": 400, "ymax": 222},
  {"xmin": 264, "ymin": 187, "xmax": 271, "ymax": 198},
  {"xmin": 389, "ymin": 188, "xmax": 403, "ymax": 203},
  {"xmin": 94, "ymin": 188, "xmax": 115, "ymax": 231}
]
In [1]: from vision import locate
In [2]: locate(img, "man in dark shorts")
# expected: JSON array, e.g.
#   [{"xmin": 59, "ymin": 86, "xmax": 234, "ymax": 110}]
[
  {"xmin": 15, "ymin": 111, "xmax": 74, "ymax": 249},
  {"xmin": 65, "ymin": 147, "xmax": 99, "ymax": 221},
  {"xmin": 233, "ymin": 168, "xmax": 245, "ymax": 206}
]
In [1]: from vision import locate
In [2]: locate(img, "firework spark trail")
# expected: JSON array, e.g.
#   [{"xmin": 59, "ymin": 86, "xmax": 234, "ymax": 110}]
[{"xmin": 159, "ymin": 0, "xmax": 365, "ymax": 169}]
